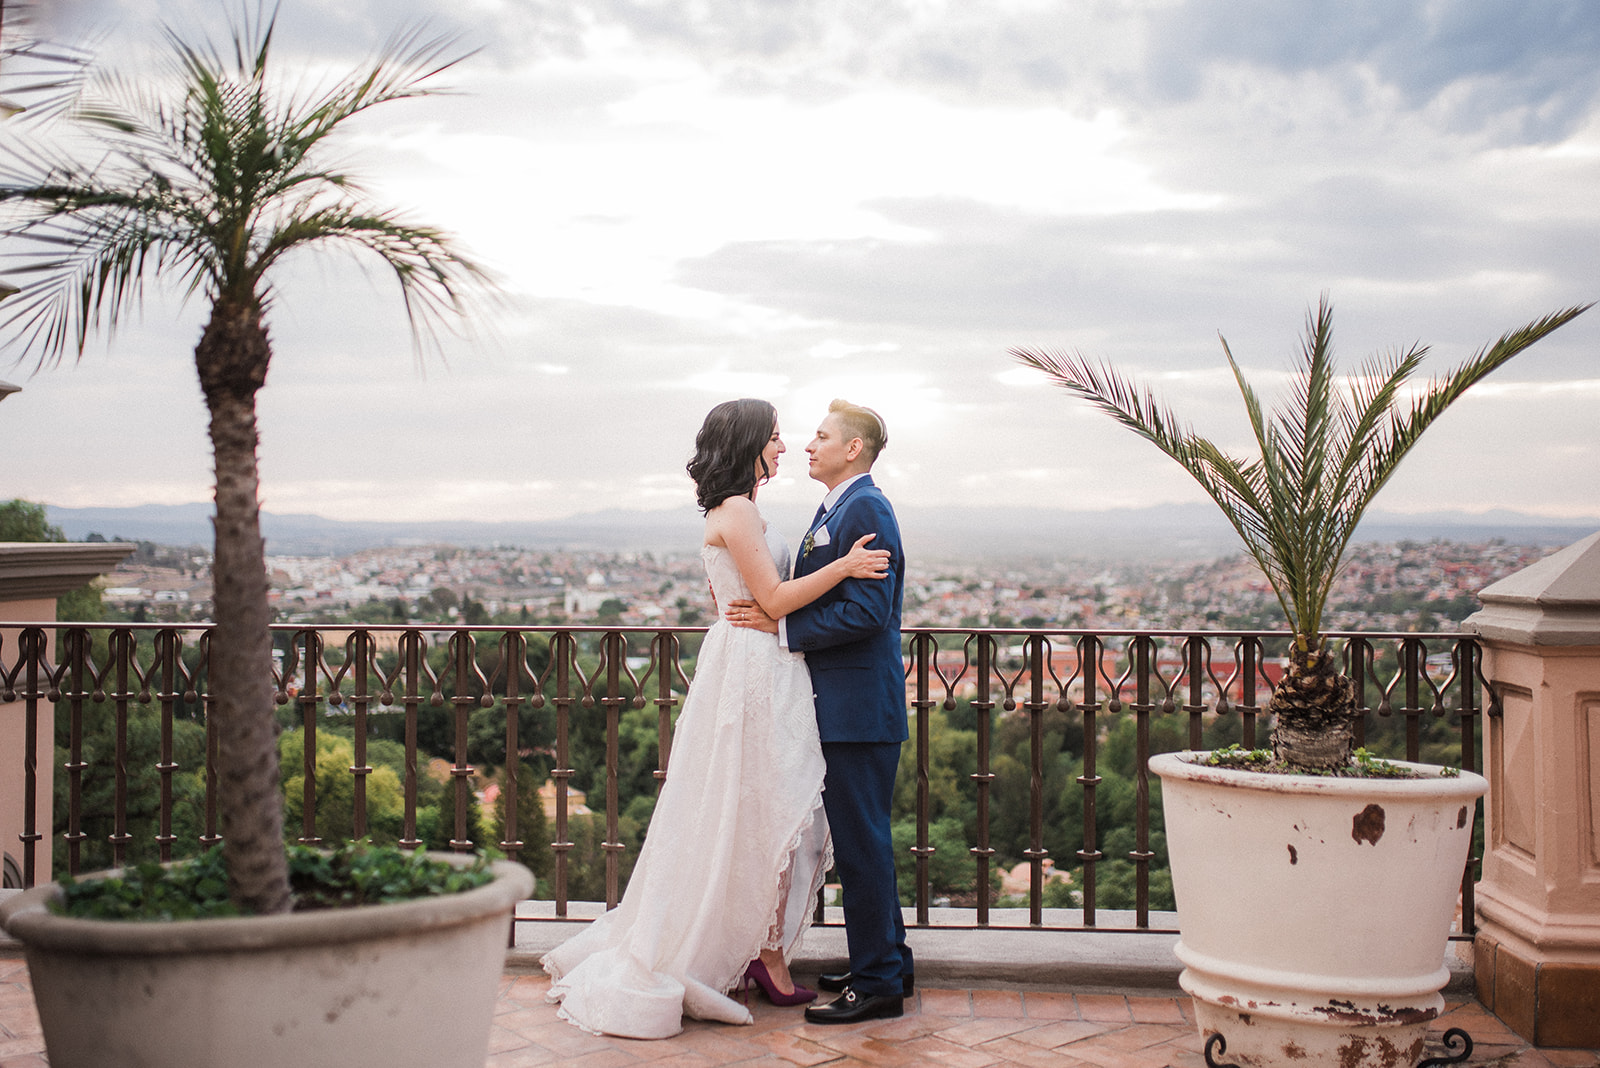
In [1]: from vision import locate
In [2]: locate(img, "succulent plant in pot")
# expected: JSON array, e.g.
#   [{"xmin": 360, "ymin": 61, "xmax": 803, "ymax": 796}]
[
  {"xmin": 0, "ymin": 7, "xmax": 529, "ymax": 1066},
  {"xmin": 1012, "ymin": 297, "xmax": 1588, "ymax": 1068}
]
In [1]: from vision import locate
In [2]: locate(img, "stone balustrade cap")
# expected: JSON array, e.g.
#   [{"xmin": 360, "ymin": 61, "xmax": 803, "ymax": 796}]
[
  {"xmin": 0, "ymin": 542, "xmax": 138, "ymax": 601},
  {"xmin": 1464, "ymin": 530, "xmax": 1600, "ymax": 646}
]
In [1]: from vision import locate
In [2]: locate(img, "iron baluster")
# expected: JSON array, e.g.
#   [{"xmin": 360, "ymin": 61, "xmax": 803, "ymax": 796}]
[
  {"xmin": 910, "ymin": 631, "xmax": 935, "ymax": 925},
  {"xmin": 969, "ymin": 632, "xmax": 996, "ymax": 927}
]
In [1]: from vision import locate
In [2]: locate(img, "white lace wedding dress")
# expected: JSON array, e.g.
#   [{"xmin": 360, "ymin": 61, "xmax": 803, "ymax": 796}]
[{"xmin": 542, "ymin": 525, "xmax": 832, "ymax": 1039}]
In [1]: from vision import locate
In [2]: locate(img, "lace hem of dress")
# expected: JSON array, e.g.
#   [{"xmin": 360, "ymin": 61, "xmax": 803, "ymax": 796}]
[
  {"xmin": 771, "ymin": 788, "xmax": 833, "ymax": 956},
  {"xmin": 707, "ymin": 783, "xmax": 832, "ymax": 996}
]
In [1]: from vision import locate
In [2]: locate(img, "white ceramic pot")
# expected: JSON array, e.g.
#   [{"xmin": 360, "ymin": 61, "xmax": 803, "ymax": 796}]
[
  {"xmin": 0, "ymin": 855, "xmax": 534, "ymax": 1068},
  {"xmin": 1150, "ymin": 752, "xmax": 1486, "ymax": 1068}
]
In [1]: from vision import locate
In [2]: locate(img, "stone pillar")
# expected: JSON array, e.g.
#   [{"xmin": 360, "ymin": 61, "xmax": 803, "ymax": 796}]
[
  {"xmin": 1464, "ymin": 530, "xmax": 1600, "ymax": 1049},
  {"xmin": 0, "ymin": 543, "xmax": 137, "ymax": 886}
]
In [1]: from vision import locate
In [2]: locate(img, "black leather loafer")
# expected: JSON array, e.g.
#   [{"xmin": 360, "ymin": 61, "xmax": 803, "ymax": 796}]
[
  {"xmin": 817, "ymin": 971, "xmax": 914, "ymax": 997},
  {"xmin": 803, "ymin": 986, "xmax": 904, "ymax": 1025}
]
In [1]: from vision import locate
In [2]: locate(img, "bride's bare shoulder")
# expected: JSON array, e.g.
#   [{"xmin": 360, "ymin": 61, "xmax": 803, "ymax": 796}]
[{"xmin": 705, "ymin": 496, "xmax": 760, "ymax": 547}]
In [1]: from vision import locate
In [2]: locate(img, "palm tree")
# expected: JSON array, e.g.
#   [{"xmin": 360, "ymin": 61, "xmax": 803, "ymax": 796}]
[
  {"xmin": 1013, "ymin": 296, "xmax": 1589, "ymax": 771},
  {"xmin": 0, "ymin": 6, "xmax": 489, "ymax": 912}
]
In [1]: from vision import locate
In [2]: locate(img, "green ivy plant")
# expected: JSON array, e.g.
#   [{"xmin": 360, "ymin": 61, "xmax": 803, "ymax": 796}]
[{"xmin": 52, "ymin": 842, "xmax": 494, "ymax": 921}]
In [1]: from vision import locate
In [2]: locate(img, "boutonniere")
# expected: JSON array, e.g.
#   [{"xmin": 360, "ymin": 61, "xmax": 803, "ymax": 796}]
[{"xmin": 801, "ymin": 530, "xmax": 816, "ymax": 558}]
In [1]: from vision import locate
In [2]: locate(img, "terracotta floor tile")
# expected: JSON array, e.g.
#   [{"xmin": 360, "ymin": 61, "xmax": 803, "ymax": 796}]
[
  {"xmin": 895, "ymin": 1034, "xmax": 1008, "ymax": 1067},
  {"xmin": 970, "ymin": 989, "xmax": 1025, "ymax": 1018},
  {"xmin": 852, "ymin": 1013, "xmax": 968, "ymax": 1042},
  {"xmin": 1125, "ymin": 995, "xmax": 1187, "ymax": 1024},
  {"xmin": 1008, "ymin": 1018, "xmax": 1119, "ymax": 1049},
  {"xmin": 1094, "ymin": 1022, "xmax": 1192, "ymax": 1052},
  {"xmin": 503, "ymin": 975, "xmax": 555, "ymax": 1004},
  {"xmin": 1021, "ymin": 990, "xmax": 1081, "ymax": 1020},
  {"xmin": 1145, "ymin": 1041, "xmax": 1208, "ymax": 1068},
  {"xmin": 486, "ymin": 1022, "xmax": 536, "ymax": 1054},
  {"xmin": 1445, "ymin": 1014, "xmax": 1523, "ymax": 1044},
  {"xmin": 1543, "ymin": 1052, "xmax": 1600, "ymax": 1067},
  {"xmin": 483, "ymin": 1046, "xmax": 564, "ymax": 1068},
  {"xmin": 744, "ymin": 1029, "xmax": 844, "ymax": 1066},
  {"xmin": 919, "ymin": 987, "xmax": 976, "ymax": 1016},
  {"xmin": 975, "ymin": 1035, "xmax": 1098, "ymax": 1068},
  {"xmin": 0, "ymin": 1040, "xmax": 43, "ymax": 1061},
  {"xmin": 1056, "ymin": 1044, "xmax": 1167, "ymax": 1068},
  {"xmin": 1165, "ymin": 1029, "xmax": 1205, "ymax": 1054},
  {"xmin": 804, "ymin": 1030, "xmax": 923, "ymax": 1065},
  {"xmin": 2, "ymin": 961, "xmax": 1597, "ymax": 1068},
  {"xmin": 931, "ymin": 1016, "xmax": 1038, "ymax": 1047},
  {"xmin": 549, "ymin": 1052, "xmax": 653, "ymax": 1068},
  {"xmin": 493, "ymin": 1005, "xmax": 554, "ymax": 1032},
  {"xmin": 517, "ymin": 1019, "xmax": 629, "ymax": 1057},
  {"xmin": 0, "ymin": 1025, "xmax": 39, "ymax": 1051},
  {"xmin": 1504, "ymin": 1054, "xmax": 1561, "ymax": 1068},
  {"xmin": 659, "ymin": 1027, "xmax": 772, "ymax": 1062},
  {"xmin": 643, "ymin": 1054, "xmax": 724, "ymax": 1068},
  {"xmin": 1075, "ymin": 994, "xmax": 1134, "ymax": 1023},
  {"xmin": 0, "ymin": 1057, "xmax": 47, "ymax": 1068}
]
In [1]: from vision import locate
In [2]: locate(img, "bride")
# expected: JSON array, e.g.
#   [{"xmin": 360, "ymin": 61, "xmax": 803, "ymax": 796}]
[{"xmin": 542, "ymin": 398, "xmax": 890, "ymax": 1039}]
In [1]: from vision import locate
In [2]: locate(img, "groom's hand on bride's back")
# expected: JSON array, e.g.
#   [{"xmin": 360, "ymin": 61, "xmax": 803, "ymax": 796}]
[{"xmin": 726, "ymin": 598, "xmax": 779, "ymax": 634}]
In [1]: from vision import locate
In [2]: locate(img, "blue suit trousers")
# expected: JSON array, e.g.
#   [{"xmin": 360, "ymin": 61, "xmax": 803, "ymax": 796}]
[{"xmin": 820, "ymin": 741, "xmax": 913, "ymax": 997}]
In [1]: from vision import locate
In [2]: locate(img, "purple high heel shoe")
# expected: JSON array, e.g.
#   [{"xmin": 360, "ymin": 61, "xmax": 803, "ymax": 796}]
[{"xmin": 743, "ymin": 959, "xmax": 817, "ymax": 1006}]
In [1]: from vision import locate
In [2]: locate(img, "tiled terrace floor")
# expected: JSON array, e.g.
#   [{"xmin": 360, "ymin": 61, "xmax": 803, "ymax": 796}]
[
  {"xmin": 479, "ymin": 975, "xmax": 1600, "ymax": 1068},
  {"xmin": 2, "ymin": 954, "xmax": 1591, "ymax": 1067}
]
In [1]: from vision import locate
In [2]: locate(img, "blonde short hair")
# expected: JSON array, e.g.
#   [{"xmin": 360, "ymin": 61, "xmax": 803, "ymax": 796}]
[{"xmin": 828, "ymin": 399, "xmax": 887, "ymax": 463}]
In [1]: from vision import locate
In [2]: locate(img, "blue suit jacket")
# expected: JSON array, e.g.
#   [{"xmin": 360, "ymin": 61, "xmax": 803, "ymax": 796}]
[{"xmin": 786, "ymin": 476, "xmax": 908, "ymax": 745}]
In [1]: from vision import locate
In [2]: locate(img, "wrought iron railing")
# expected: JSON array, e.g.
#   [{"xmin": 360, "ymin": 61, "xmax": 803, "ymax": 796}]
[{"xmin": 0, "ymin": 623, "xmax": 1492, "ymax": 937}]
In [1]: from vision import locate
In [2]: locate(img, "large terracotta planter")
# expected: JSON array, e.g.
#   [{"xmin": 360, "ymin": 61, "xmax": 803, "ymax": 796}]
[
  {"xmin": 0, "ymin": 855, "xmax": 534, "ymax": 1068},
  {"xmin": 1151, "ymin": 752, "xmax": 1486, "ymax": 1068}
]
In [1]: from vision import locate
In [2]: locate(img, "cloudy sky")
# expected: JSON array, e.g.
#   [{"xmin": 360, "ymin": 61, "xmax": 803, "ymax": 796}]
[{"xmin": 3, "ymin": 0, "xmax": 1598, "ymax": 528}]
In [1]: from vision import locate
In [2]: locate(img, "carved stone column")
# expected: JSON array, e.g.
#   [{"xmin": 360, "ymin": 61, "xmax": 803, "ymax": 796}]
[{"xmin": 1465, "ymin": 530, "xmax": 1600, "ymax": 1048}]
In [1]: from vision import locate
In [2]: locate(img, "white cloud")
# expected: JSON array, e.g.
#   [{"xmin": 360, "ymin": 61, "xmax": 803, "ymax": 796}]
[{"xmin": 5, "ymin": 0, "xmax": 1599, "ymax": 532}]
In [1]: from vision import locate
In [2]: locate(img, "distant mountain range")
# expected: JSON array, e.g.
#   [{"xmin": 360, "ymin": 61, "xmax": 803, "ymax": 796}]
[{"xmin": 44, "ymin": 502, "xmax": 1600, "ymax": 562}]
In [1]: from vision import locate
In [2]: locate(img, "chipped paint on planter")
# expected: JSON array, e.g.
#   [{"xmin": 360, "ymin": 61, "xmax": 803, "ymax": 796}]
[{"xmin": 1151, "ymin": 752, "xmax": 1487, "ymax": 1068}]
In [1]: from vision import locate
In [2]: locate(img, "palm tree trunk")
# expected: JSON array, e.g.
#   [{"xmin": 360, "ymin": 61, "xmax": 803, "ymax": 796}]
[
  {"xmin": 1268, "ymin": 637, "xmax": 1356, "ymax": 771},
  {"xmin": 198, "ymin": 298, "xmax": 291, "ymax": 915}
]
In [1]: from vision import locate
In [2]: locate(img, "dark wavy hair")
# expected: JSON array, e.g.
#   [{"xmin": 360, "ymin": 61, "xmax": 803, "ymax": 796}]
[{"xmin": 687, "ymin": 398, "xmax": 778, "ymax": 513}]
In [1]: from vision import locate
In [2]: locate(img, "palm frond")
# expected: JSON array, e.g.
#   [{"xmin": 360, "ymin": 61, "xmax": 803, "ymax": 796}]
[
  {"xmin": 1012, "ymin": 346, "xmax": 1296, "ymax": 620},
  {"xmin": 0, "ymin": 6, "xmax": 93, "ymax": 123},
  {"xmin": 1346, "ymin": 304, "xmax": 1593, "ymax": 518},
  {"xmin": 0, "ymin": 3, "xmax": 489, "ymax": 366},
  {"xmin": 1014, "ymin": 298, "xmax": 1592, "ymax": 645}
]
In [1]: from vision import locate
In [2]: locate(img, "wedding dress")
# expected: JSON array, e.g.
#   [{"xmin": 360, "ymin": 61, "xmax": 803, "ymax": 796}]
[{"xmin": 543, "ymin": 524, "xmax": 832, "ymax": 1039}]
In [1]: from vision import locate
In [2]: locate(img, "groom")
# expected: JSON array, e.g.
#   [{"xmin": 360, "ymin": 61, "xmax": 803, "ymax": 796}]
[{"xmin": 733, "ymin": 398, "xmax": 913, "ymax": 1023}]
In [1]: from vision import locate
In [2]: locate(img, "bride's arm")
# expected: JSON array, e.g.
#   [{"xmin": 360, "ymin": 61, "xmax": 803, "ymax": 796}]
[{"xmin": 707, "ymin": 497, "xmax": 887, "ymax": 620}]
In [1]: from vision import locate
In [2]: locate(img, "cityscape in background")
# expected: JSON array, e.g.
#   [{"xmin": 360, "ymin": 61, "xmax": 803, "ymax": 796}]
[
  {"xmin": 47, "ymin": 501, "xmax": 1594, "ymax": 634},
  {"xmin": 99, "ymin": 535, "xmax": 1553, "ymax": 636}
]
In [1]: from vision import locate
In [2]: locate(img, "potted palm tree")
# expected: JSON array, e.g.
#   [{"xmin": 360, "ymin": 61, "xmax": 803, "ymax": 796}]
[
  {"xmin": 0, "ymin": 7, "xmax": 529, "ymax": 1067},
  {"xmin": 1013, "ymin": 296, "xmax": 1588, "ymax": 1068}
]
